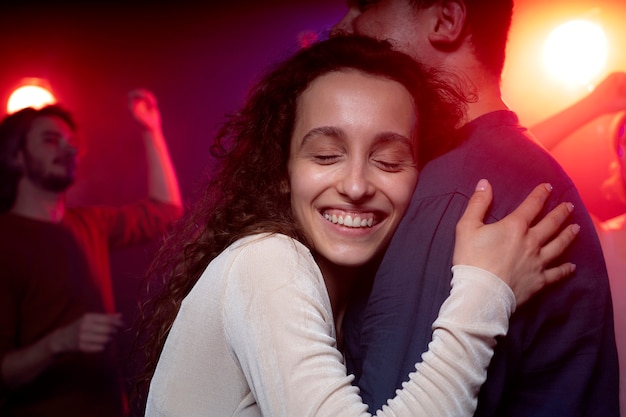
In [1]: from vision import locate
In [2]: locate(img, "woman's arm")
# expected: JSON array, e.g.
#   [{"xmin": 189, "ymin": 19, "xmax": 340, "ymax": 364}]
[{"xmin": 227, "ymin": 182, "xmax": 577, "ymax": 416}]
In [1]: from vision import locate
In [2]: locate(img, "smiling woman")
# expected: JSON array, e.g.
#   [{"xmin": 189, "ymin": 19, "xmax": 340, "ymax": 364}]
[
  {"xmin": 133, "ymin": 34, "xmax": 579, "ymax": 417},
  {"xmin": 288, "ymin": 71, "xmax": 418, "ymax": 273}
]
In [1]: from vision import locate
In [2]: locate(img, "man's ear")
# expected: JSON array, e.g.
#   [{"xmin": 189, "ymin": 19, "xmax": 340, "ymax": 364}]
[{"xmin": 429, "ymin": 0, "xmax": 467, "ymax": 47}]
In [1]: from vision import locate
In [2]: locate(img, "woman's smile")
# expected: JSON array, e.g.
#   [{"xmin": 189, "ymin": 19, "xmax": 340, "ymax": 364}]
[{"xmin": 288, "ymin": 69, "xmax": 419, "ymax": 272}]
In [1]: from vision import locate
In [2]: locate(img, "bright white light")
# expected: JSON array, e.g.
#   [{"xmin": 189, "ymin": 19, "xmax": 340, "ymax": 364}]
[
  {"xmin": 7, "ymin": 84, "xmax": 56, "ymax": 114},
  {"xmin": 543, "ymin": 19, "xmax": 607, "ymax": 87}
]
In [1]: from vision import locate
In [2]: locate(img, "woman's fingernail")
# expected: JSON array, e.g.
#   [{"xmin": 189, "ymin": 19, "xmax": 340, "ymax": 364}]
[
  {"xmin": 476, "ymin": 178, "xmax": 488, "ymax": 191},
  {"xmin": 544, "ymin": 183, "xmax": 553, "ymax": 192}
]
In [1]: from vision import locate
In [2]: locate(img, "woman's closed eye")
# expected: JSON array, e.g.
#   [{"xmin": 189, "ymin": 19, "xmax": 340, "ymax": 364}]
[
  {"xmin": 372, "ymin": 159, "xmax": 404, "ymax": 172},
  {"xmin": 372, "ymin": 157, "xmax": 416, "ymax": 172},
  {"xmin": 312, "ymin": 153, "xmax": 343, "ymax": 165},
  {"xmin": 371, "ymin": 144, "xmax": 416, "ymax": 173}
]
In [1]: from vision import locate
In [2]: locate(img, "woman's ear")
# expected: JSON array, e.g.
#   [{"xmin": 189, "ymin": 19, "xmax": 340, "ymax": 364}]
[{"xmin": 428, "ymin": 0, "xmax": 467, "ymax": 47}]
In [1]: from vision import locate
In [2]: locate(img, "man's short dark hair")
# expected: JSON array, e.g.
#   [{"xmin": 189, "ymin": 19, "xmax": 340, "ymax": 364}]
[{"xmin": 410, "ymin": 0, "xmax": 513, "ymax": 77}]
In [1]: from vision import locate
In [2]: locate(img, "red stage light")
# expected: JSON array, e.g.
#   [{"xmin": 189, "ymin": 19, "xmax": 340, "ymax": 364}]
[{"xmin": 7, "ymin": 78, "xmax": 56, "ymax": 114}]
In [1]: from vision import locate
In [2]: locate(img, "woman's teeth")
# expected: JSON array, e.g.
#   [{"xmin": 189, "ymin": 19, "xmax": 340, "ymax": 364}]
[{"xmin": 324, "ymin": 213, "xmax": 374, "ymax": 228}]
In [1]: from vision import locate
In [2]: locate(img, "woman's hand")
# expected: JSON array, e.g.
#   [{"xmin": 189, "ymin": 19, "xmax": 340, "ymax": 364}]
[{"xmin": 453, "ymin": 179, "xmax": 579, "ymax": 306}]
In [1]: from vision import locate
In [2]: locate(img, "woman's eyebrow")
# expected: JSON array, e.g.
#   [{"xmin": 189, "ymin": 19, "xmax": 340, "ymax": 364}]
[
  {"xmin": 301, "ymin": 126, "xmax": 345, "ymax": 145},
  {"xmin": 374, "ymin": 132, "xmax": 413, "ymax": 147}
]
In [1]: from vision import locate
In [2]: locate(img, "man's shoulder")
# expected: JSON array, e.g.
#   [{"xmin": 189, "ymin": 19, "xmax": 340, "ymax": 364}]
[
  {"xmin": 420, "ymin": 122, "xmax": 570, "ymax": 197},
  {"xmin": 429, "ymin": 111, "xmax": 552, "ymax": 165},
  {"xmin": 64, "ymin": 205, "xmax": 108, "ymax": 225},
  {"xmin": 465, "ymin": 112, "xmax": 550, "ymax": 158},
  {"xmin": 415, "ymin": 112, "xmax": 581, "ymax": 223}
]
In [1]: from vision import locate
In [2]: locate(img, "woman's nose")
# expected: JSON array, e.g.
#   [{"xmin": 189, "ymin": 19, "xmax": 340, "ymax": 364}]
[{"xmin": 337, "ymin": 162, "xmax": 375, "ymax": 201}]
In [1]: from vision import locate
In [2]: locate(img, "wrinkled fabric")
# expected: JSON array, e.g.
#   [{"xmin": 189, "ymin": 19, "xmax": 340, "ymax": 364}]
[
  {"xmin": 146, "ymin": 233, "xmax": 514, "ymax": 417},
  {"xmin": 344, "ymin": 111, "xmax": 619, "ymax": 417}
]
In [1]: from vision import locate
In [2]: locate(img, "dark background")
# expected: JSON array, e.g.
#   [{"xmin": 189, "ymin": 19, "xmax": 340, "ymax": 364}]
[
  {"xmin": 0, "ymin": 0, "xmax": 347, "ymax": 402},
  {"xmin": 1, "ymin": 0, "xmax": 624, "ymax": 406}
]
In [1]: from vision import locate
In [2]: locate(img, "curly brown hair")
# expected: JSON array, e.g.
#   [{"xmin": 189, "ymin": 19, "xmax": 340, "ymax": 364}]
[{"xmin": 130, "ymin": 33, "xmax": 467, "ymax": 414}]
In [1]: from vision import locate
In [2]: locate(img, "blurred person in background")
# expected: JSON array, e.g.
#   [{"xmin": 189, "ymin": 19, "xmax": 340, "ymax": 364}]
[{"xmin": 0, "ymin": 89, "xmax": 182, "ymax": 416}]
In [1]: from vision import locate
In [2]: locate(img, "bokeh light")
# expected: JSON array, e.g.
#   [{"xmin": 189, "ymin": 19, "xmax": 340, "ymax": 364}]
[
  {"xmin": 543, "ymin": 19, "xmax": 608, "ymax": 87},
  {"xmin": 7, "ymin": 81, "xmax": 56, "ymax": 114}
]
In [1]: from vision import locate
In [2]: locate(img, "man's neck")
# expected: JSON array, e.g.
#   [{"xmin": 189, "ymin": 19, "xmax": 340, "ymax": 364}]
[
  {"xmin": 11, "ymin": 181, "xmax": 66, "ymax": 223},
  {"xmin": 442, "ymin": 55, "xmax": 510, "ymax": 123},
  {"xmin": 465, "ymin": 76, "xmax": 509, "ymax": 123},
  {"xmin": 464, "ymin": 81, "xmax": 510, "ymax": 122}
]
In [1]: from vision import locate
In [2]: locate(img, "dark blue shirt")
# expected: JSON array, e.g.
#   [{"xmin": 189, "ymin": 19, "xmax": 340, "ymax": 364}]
[{"xmin": 344, "ymin": 111, "xmax": 619, "ymax": 416}]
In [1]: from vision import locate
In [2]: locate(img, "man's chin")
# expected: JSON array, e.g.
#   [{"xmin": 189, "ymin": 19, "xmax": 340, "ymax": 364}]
[{"xmin": 42, "ymin": 176, "xmax": 75, "ymax": 192}]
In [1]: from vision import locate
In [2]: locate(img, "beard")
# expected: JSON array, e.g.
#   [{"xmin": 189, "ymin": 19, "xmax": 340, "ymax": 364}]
[{"xmin": 22, "ymin": 150, "xmax": 76, "ymax": 193}]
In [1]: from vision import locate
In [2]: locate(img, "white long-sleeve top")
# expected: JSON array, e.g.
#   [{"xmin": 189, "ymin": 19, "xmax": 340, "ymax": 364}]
[{"xmin": 145, "ymin": 233, "xmax": 515, "ymax": 417}]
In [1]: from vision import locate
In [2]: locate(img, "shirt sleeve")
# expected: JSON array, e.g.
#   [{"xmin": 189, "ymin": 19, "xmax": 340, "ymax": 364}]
[
  {"xmin": 70, "ymin": 198, "xmax": 182, "ymax": 249},
  {"xmin": 223, "ymin": 236, "xmax": 515, "ymax": 417}
]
